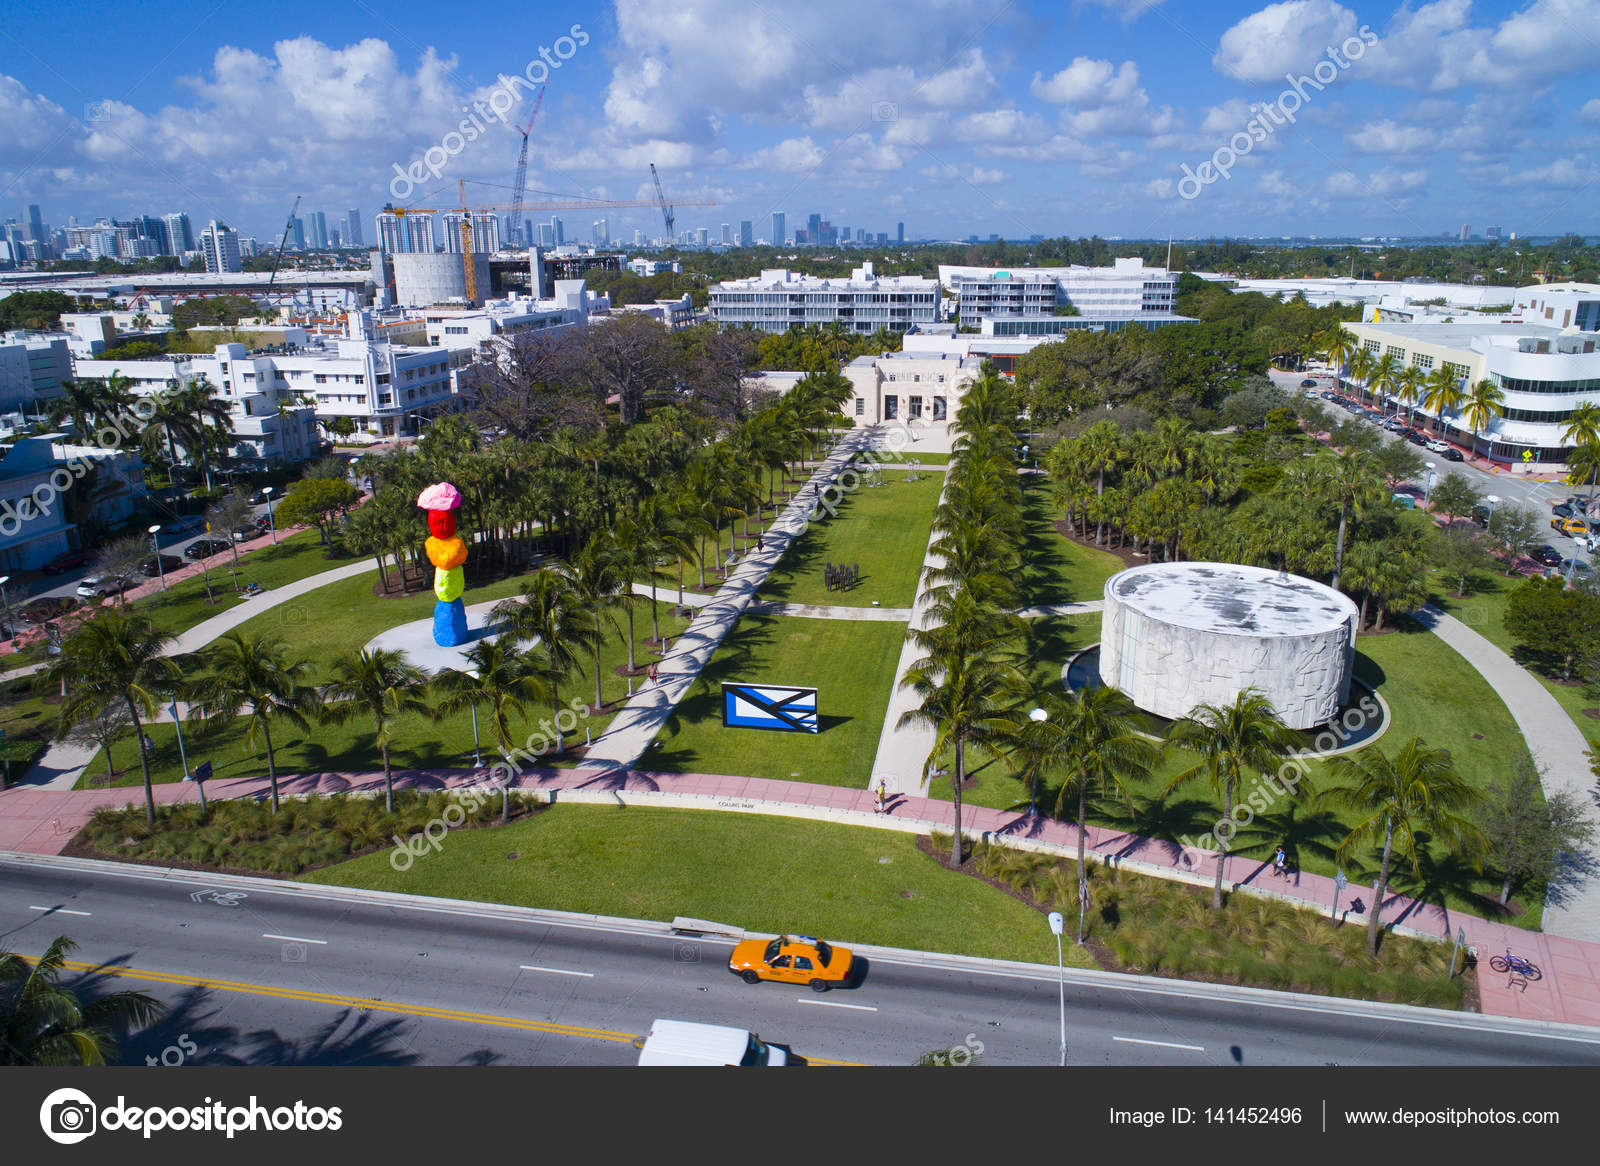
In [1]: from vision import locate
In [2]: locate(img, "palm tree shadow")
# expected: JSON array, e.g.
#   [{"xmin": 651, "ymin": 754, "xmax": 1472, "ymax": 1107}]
[
  {"xmin": 1385, "ymin": 842, "xmax": 1509, "ymax": 924},
  {"xmin": 1091, "ymin": 792, "xmax": 1217, "ymax": 863},
  {"xmin": 1234, "ymin": 804, "xmax": 1348, "ymax": 878}
]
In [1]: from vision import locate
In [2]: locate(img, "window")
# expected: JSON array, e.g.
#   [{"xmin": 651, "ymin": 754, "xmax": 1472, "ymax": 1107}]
[
  {"xmin": 932, "ymin": 396, "xmax": 947, "ymax": 420},
  {"xmin": 854, "ymin": 397, "xmax": 864, "ymax": 416},
  {"xmin": 909, "ymin": 395, "xmax": 923, "ymax": 418},
  {"xmin": 884, "ymin": 394, "xmax": 898, "ymax": 420}
]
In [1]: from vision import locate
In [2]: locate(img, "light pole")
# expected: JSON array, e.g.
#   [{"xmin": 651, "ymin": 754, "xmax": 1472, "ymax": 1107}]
[
  {"xmin": 147, "ymin": 525, "xmax": 166, "ymax": 590},
  {"xmin": 1027, "ymin": 706, "xmax": 1048, "ymax": 816},
  {"xmin": 1423, "ymin": 462, "xmax": 1437, "ymax": 504},
  {"xmin": 0, "ymin": 575, "xmax": 11, "ymax": 642},
  {"xmin": 1486, "ymin": 494, "xmax": 1500, "ymax": 524},
  {"xmin": 1047, "ymin": 911, "xmax": 1066, "ymax": 1066},
  {"xmin": 261, "ymin": 486, "xmax": 277, "ymax": 544}
]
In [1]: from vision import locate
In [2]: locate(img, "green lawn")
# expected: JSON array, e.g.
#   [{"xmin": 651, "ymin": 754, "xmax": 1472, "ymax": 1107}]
[
  {"xmin": 648, "ymin": 614, "xmax": 905, "ymax": 786},
  {"xmin": 931, "ymin": 621, "xmax": 1542, "ymax": 929},
  {"xmin": 756, "ymin": 468, "xmax": 943, "ymax": 607},
  {"xmin": 1016, "ymin": 490, "xmax": 1126, "ymax": 607},
  {"xmin": 302, "ymin": 804, "xmax": 1095, "ymax": 968},
  {"xmin": 76, "ymin": 580, "xmax": 692, "ymax": 788}
]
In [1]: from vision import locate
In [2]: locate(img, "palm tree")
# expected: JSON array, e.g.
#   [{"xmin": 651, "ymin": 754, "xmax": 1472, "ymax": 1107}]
[
  {"xmin": 1309, "ymin": 450, "xmax": 1387, "ymax": 592},
  {"xmin": 492, "ymin": 566, "xmax": 593, "ymax": 752},
  {"xmin": 433, "ymin": 638, "xmax": 555, "ymax": 820},
  {"xmin": 1421, "ymin": 366, "xmax": 1467, "ymax": 437},
  {"xmin": 47, "ymin": 374, "xmax": 137, "ymax": 440},
  {"xmin": 602, "ymin": 513, "xmax": 656, "ymax": 672},
  {"xmin": 1347, "ymin": 345, "xmax": 1377, "ymax": 406},
  {"xmin": 1320, "ymin": 330, "xmax": 1357, "ymax": 387},
  {"xmin": 1561, "ymin": 401, "xmax": 1600, "ymax": 503},
  {"xmin": 569, "ymin": 533, "xmax": 625, "ymax": 710},
  {"xmin": 1369, "ymin": 351, "xmax": 1402, "ymax": 418},
  {"xmin": 0, "ymin": 935, "xmax": 165, "ymax": 1065},
  {"xmin": 1075, "ymin": 420, "xmax": 1124, "ymax": 545},
  {"xmin": 1461, "ymin": 378, "xmax": 1506, "ymax": 459},
  {"xmin": 188, "ymin": 630, "xmax": 317, "ymax": 813},
  {"xmin": 1164, "ymin": 689, "xmax": 1298, "ymax": 909},
  {"xmin": 1395, "ymin": 364, "xmax": 1424, "ymax": 427},
  {"xmin": 319, "ymin": 648, "xmax": 431, "ymax": 813},
  {"xmin": 899, "ymin": 629, "xmax": 1027, "ymax": 868},
  {"xmin": 1008, "ymin": 685, "xmax": 1156, "ymax": 916},
  {"xmin": 1318, "ymin": 737, "xmax": 1486, "ymax": 954},
  {"xmin": 45, "ymin": 609, "xmax": 179, "ymax": 825}
]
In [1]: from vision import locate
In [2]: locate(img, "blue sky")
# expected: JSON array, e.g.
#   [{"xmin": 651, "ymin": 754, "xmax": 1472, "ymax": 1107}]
[{"xmin": 3, "ymin": 0, "xmax": 1598, "ymax": 244}]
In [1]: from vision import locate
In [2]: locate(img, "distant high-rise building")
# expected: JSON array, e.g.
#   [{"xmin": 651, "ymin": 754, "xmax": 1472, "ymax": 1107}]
[
  {"xmin": 552, "ymin": 216, "xmax": 564, "ymax": 244},
  {"xmin": 856, "ymin": 228, "xmax": 866, "ymax": 244},
  {"xmin": 200, "ymin": 220, "xmax": 242, "ymax": 272},
  {"xmin": 1460, "ymin": 224, "xmax": 1471, "ymax": 241},
  {"xmin": 897, "ymin": 222, "xmax": 904, "ymax": 245},
  {"xmin": 838, "ymin": 225, "xmax": 849, "ymax": 244},
  {"xmin": 132, "ymin": 215, "xmax": 170, "ymax": 255},
  {"xmin": 1486, "ymin": 225, "xmax": 1502, "ymax": 239},
  {"xmin": 309, "ymin": 211, "xmax": 328, "ymax": 250},
  {"xmin": 443, "ymin": 211, "xmax": 500, "ymax": 254},
  {"xmin": 771, "ymin": 212, "xmax": 785, "ymax": 247},
  {"xmin": 330, "ymin": 228, "xmax": 341, "ymax": 249},
  {"xmin": 377, "ymin": 210, "xmax": 435, "ymax": 254},
  {"xmin": 696, "ymin": 227, "xmax": 709, "ymax": 247},
  {"xmin": 26, "ymin": 204, "xmax": 44, "ymax": 244},
  {"xmin": 808, "ymin": 213, "xmax": 821, "ymax": 247},
  {"xmin": 346, "ymin": 209, "xmax": 363, "ymax": 248},
  {"xmin": 794, "ymin": 229, "xmax": 809, "ymax": 245},
  {"xmin": 875, "ymin": 232, "xmax": 887, "ymax": 245},
  {"xmin": 634, "ymin": 228, "xmax": 645, "ymax": 245},
  {"xmin": 592, "ymin": 218, "xmax": 609, "ymax": 245},
  {"xmin": 819, "ymin": 221, "xmax": 836, "ymax": 246},
  {"xmin": 289, "ymin": 216, "xmax": 306, "ymax": 249},
  {"xmin": 720, "ymin": 222, "xmax": 731, "ymax": 245},
  {"xmin": 164, "ymin": 212, "xmax": 195, "ymax": 256},
  {"xmin": 538, "ymin": 222, "xmax": 555, "ymax": 247},
  {"xmin": 739, "ymin": 220, "xmax": 753, "ymax": 247}
]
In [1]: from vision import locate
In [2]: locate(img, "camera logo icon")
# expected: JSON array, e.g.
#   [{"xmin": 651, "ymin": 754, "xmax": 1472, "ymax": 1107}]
[
  {"xmin": 281, "ymin": 941, "xmax": 307, "ymax": 963},
  {"xmin": 673, "ymin": 942, "xmax": 700, "ymax": 963},
  {"xmin": 39, "ymin": 1087, "xmax": 97, "ymax": 1144},
  {"xmin": 872, "ymin": 100, "xmax": 898, "ymax": 122},
  {"xmin": 281, "ymin": 604, "xmax": 308, "ymax": 627},
  {"xmin": 83, "ymin": 101, "xmax": 112, "ymax": 124}
]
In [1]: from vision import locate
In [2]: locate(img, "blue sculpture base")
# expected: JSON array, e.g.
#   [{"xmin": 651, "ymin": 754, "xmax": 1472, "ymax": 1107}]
[{"xmin": 433, "ymin": 598, "xmax": 469, "ymax": 647}]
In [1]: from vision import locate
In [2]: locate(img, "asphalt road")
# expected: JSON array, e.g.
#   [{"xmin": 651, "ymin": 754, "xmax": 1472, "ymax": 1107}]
[{"xmin": 5, "ymin": 856, "xmax": 1599, "ymax": 1068}]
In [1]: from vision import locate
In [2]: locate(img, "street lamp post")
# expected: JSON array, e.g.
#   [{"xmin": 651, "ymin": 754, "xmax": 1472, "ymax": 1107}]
[
  {"xmin": 1047, "ymin": 911, "xmax": 1066, "ymax": 1066},
  {"xmin": 1027, "ymin": 706, "xmax": 1048, "ymax": 816},
  {"xmin": 0, "ymin": 575, "xmax": 11, "ymax": 642},
  {"xmin": 148, "ymin": 525, "xmax": 166, "ymax": 590},
  {"xmin": 1424, "ymin": 462, "xmax": 1437, "ymax": 504},
  {"xmin": 261, "ymin": 486, "xmax": 277, "ymax": 545}
]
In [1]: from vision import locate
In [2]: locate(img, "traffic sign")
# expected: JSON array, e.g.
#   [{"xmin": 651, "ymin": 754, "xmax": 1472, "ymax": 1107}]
[{"xmin": 1523, "ymin": 450, "xmax": 1533, "ymax": 462}]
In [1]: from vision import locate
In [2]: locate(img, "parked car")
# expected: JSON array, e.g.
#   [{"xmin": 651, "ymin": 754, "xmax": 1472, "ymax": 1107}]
[
  {"xmin": 1426, "ymin": 439, "xmax": 1450, "ymax": 453},
  {"xmin": 1561, "ymin": 558, "xmax": 1593, "ymax": 577},
  {"xmin": 231, "ymin": 524, "xmax": 262, "ymax": 542},
  {"xmin": 140, "ymin": 554, "xmax": 184, "ymax": 577},
  {"xmin": 76, "ymin": 574, "xmax": 134, "ymax": 599},
  {"xmin": 184, "ymin": 538, "xmax": 233, "ymax": 560},
  {"xmin": 1553, "ymin": 502, "xmax": 1580, "ymax": 519},
  {"xmin": 1406, "ymin": 431, "xmax": 1430, "ymax": 447},
  {"xmin": 1300, "ymin": 379, "xmax": 1318, "ymax": 388},
  {"xmin": 1532, "ymin": 544, "xmax": 1565, "ymax": 567},
  {"xmin": 1553, "ymin": 516, "xmax": 1589, "ymax": 538},
  {"xmin": 39, "ymin": 547, "xmax": 91, "ymax": 575},
  {"xmin": 163, "ymin": 515, "xmax": 206, "ymax": 536},
  {"xmin": 19, "ymin": 595, "xmax": 79, "ymax": 623},
  {"xmin": 1391, "ymin": 492, "xmax": 1418, "ymax": 509},
  {"xmin": 1442, "ymin": 447, "xmax": 1465, "ymax": 461},
  {"xmin": 247, "ymin": 488, "xmax": 273, "ymax": 505},
  {"xmin": 727, "ymin": 934, "xmax": 856, "ymax": 992}
]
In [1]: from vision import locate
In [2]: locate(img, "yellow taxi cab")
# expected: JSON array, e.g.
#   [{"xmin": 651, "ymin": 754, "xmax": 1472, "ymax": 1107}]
[
  {"xmin": 1552, "ymin": 516, "xmax": 1589, "ymax": 538},
  {"xmin": 728, "ymin": 934, "xmax": 855, "ymax": 992}
]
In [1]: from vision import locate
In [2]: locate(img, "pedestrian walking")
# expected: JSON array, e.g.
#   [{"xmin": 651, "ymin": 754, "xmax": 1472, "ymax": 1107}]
[
  {"xmin": 1273, "ymin": 845, "xmax": 1287, "ymax": 881},
  {"xmin": 648, "ymin": 663, "xmax": 659, "ymax": 684},
  {"xmin": 757, "ymin": 535, "xmax": 764, "ymax": 551},
  {"xmin": 874, "ymin": 780, "xmax": 887, "ymax": 815}
]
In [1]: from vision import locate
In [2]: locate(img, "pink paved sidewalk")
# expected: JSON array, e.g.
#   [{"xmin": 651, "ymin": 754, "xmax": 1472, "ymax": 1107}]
[{"xmin": 4, "ymin": 765, "xmax": 1597, "ymax": 1028}]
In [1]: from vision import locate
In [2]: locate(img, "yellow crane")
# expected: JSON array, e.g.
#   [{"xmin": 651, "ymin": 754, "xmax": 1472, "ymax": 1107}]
[{"xmin": 391, "ymin": 181, "xmax": 716, "ymax": 302}]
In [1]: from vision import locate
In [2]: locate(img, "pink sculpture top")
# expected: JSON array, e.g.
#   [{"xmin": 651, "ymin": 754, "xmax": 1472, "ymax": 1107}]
[{"xmin": 416, "ymin": 482, "xmax": 462, "ymax": 511}]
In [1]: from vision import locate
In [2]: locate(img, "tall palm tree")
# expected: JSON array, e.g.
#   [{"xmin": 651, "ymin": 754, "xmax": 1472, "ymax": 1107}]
[
  {"xmin": 1561, "ymin": 401, "xmax": 1600, "ymax": 503},
  {"xmin": 1395, "ymin": 364, "xmax": 1424, "ymax": 427},
  {"xmin": 319, "ymin": 648, "xmax": 431, "ymax": 813},
  {"xmin": 1007, "ymin": 685, "xmax": 1156, "ymax": 912},
  {"xmin": 1164, "ymin": 689, "xmax": 1298, "ymax": 909},
  {"xmin": 1347, "ymin": 345, "xmax": 1377, "ymax": 405},
  {"xmin": 45, "ymin": 609, "xmax": 179, "ymax": 824},
  {"xmin": 47, "ymin": 374, "xmax": 137, "ymax": 440},
  {"xmin": 188, "ymin": 630, "xmax": 317, "ymax": 813},
  {"xmin": 1320, "ymin": 330, "xmax": 1357, "ymax": 387},
  {"xmin": 1461, "ymin": 378, "xmax": 1506, "ymax": 459},
  {"xmin": 0, "ymin": 935, "xmax": 165, "ymax": 1065},
  {"xmin": 1308, "ymin": 449, "xmax": 1386, "ymax": 592},
  {"xmin": 569, "ymin": 533, "xmax": 625, "ymax": 711},
  {"xmin": 175, "ymin": 377, "xmax": 234, "ymax": 489},
  {"xmin": 1369, "ymin": 351, "xmax": 1402, "ymax": 417},
  {"xmin": 1075, "ymin": 420, "xmax": 1124, "ymax": 545},
  {"xmin": 603, "ymin": 512, "xmax": 657, "ymax": 672},
  {"xmin": 492, "ymin": 566, "xmax": 594, "ymax": 753},
  {"xmin": 433, "ymin": 638, "xmax": 555, "ymax": 820},
  {"xmin": 1318, "ymin": 737, "xmax": 1486, "ymax": 954},
  {"xmin": 1421, "ymin": 366, "xmax": 1467, "ymax": 437}
]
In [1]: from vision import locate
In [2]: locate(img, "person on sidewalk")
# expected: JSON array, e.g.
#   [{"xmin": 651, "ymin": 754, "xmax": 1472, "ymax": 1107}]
[
  {"xmin": 874, "ymin": 780, "xmax": 887, "ymax": 815},
  {"xmin": 1273, "ymin": 845, "xmax": 1288, "ymax": 881}
]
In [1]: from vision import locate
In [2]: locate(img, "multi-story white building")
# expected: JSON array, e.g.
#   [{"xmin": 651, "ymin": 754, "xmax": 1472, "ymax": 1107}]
[
  {"xmin": 627, "ymin": 258, "xmax": 680, "ymax": 277},
  {"xmin": 1339, "ymin": 316, "xmax": 1600, "ymax": 467},
  {"xmin": 1512, "ymin": 283, "xmax": 1600, "ymax": 332},
  {"xmin": 0, "ymin": 434, "xmax": 147, "ymax": 570},
  {"xmin": 710, "ymin": 262, "xmax": 939, "ymax": 334},
  {"xmin": 200, "ymin": 221, "xmax": 242, "ymax": 273},
  {"xmin": 0, "ymin": 333, "xmax": 71, "ymax": 414},
  {"xmin": 841, "ymin": 350, "xmax": 983, "ymax": 426},
  {"xmin": 164, "ymin": 213, "xmax": 195, "ymax": 255},
  {"xmin": 377, "ymin": 211, "xmax": 436, "ymax": 254},
  {"xmin": 442, "ymin": 211, "xmax": 500, "ymax": 255},
  {"xmin": 939, "ymin": 257, "xmax": 1178, "ymax": 325}
]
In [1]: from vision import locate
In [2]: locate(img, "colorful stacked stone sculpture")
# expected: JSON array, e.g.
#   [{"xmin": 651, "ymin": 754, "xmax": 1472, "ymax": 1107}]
[{"xmin": 418, "ymin": 482, "xmax": 469, "ymax": 646}]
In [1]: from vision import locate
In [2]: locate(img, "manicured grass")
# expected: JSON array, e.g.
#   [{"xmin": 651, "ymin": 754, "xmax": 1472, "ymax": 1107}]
[
  {"xmin": 1015, "ymin": 490, "xmax": 1125, "ymax": 607},
  {"xmin": 75, "ymin": 591, "xmax": 691, "ymax": 788},
  {"xmin": 649, "ymin": 614, "xmax": 906, "ymax": 786},
  {"xmin": 302, "ymin": 804, "xmax": 1096, "ymax": 968},
  {"xmin": 756, "ymin": 469, "xmax": 943, "ymax": 607}
]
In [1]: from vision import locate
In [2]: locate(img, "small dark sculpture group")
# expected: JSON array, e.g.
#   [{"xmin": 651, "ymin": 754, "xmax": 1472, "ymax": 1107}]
[{"xmin": 824, "ymin": 562, "xmax": 859, "ymax": 592}]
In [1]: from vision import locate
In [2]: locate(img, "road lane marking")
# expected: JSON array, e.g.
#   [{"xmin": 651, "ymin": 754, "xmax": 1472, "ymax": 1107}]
[
  {"xmin": 519, "ymin": 965, "xmax": 594, "ymax": 978},
  {"xmin": 1114, "ymin": 1036, "xmax": 1204, "ymax": 1052},
  {"xmin": 56, "ymin": 959, "xmax": 864, "ymax": 1065},
  {"xmin": 796, "ymin": 998, "xmax": 877, "ymax": 1011},
  {"xmin": 262, "ymin": 934, "xmax": 327, "ymax": 945},
  {"xmin": 29, "ymin": 905, "xmax": 90, "ymax": 915}
]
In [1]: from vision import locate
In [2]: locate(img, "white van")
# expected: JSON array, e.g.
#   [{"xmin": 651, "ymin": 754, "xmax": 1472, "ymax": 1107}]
[{"xmin": 635, "ymin": 1019, "xmax": 789, "ymax": 1066}]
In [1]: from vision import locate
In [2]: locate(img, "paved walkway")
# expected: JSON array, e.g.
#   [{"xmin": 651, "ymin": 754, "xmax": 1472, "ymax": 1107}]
[
  {"xmin": 1413, "ymin": 604, "xmax": 1600, "ymax": 944},
  {"xmin": 5, "ymin": 761, "xmax": 1598, "ymax": 1027},
  {"xmin": 579, "ymin": 430, "xmax": 874, "ymax": 769}
]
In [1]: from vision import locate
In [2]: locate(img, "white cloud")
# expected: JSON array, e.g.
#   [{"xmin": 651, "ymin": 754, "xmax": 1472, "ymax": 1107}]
[
  {"xmin": 1579, "ymin": 98, "xmax": 1600, "ymax": 125},
  {"xmin": 1321, "ymin": 167, "xmax": 1429, "ymax": 198},
  {"xmin": 1345, "ymin": 119, "xmax": 1438, "ymax": 154},
  {"xmin": 1081, "ymin": 0, "xmax": 1167, "ymax": 17},
  {"xmin": 1498, "ymin": 157, "xmax": 1600, "ymax": 188},
  {"xmin": 736, "ymin": 136, "xmax": 827, "ymax": 173},
  {"xmin": 1030, "ymin": 57, "xmax": 1178, "ymax": 138},
  {"xmin": 1213, "ymin": 1, "xmax": 1359, "ymax": 83},
  {"xmin": 1359, "ymin": 0, "xmax": 1600, "ymax": 92},
  {"xmin": 1143, "ymin": 176, "xmax": 1175, "ymax": 198},
  {"xmin": 920, "ymin": 161, "xmax": 1008, "ymax": 186}
]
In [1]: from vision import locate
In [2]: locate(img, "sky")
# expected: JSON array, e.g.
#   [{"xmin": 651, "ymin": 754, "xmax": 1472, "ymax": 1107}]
[{"xmin": 3, "ymin": 0, "xmax": 1599, "ymax": 245}]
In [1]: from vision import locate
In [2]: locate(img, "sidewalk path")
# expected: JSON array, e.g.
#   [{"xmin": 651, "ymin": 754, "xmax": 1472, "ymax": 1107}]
[
  {"xmin": 579, "ymin": 430, "xmax": 874, "ymax": 769},
  {"xmin": 6, "ymin": 761, "xmax": 1598, "ymax": 1028},
  {"xmin": 1413, "ymin": 603, "xmax": 1600, "ymax": 944}
]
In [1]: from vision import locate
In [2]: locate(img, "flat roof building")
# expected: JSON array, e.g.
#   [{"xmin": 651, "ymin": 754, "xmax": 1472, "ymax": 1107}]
[{"xmin": 710, "ymin": 262, "xmax": 939, "ymax": 335}]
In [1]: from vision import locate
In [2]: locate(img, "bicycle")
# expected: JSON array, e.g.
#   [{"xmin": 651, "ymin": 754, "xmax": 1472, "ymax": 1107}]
[{"xmin": 1488, "ymin": 950, "xmax": 1542, "ymax": 981}]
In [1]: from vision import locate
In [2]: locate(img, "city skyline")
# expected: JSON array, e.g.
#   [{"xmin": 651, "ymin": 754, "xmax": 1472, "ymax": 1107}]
[{"xmin": 1, "ymin": 1, "xmax": 1598, "ymax": 245}]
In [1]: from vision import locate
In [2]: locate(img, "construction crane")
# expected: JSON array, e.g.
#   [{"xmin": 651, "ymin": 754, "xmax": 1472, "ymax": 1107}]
[
  {"xmin": 650, "ymin": 163, "xmax": 674, "ymax": 243},
  {"xmin": 508, "ymin": 86, "xmax": 545, "ymax": 249},
  {"xmin": 265, "ymin": 195, "xmax": 301, "ymax": 304}
]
